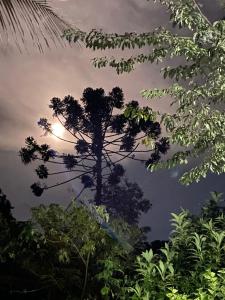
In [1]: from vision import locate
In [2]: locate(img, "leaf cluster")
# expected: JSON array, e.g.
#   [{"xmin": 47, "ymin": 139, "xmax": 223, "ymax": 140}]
[
  {"xmin": 63, "ymin": 0, "xmax": 225, "ymax": 184},
  {"xmin": 121, "ymin": 192, "xmax": 225, "ymax": 299},
  {"xmin": 0, "ymin": 198, "xmax": 134, "ymax": 299}
]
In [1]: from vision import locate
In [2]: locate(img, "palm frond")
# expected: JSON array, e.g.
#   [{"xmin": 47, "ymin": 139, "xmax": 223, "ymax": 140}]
[{"xmin": 0, "ymin": 0, "xmax": 72, "ymax": 52}]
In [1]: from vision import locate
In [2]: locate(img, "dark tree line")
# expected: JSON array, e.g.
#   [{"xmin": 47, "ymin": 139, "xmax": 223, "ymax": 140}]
[{"xmin": 0, "ymin": 189, "xmax": 14, "ymax": 221}]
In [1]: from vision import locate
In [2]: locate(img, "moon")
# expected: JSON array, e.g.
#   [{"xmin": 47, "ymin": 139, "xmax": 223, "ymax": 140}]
[{"xmin": 51, "ymin": 123, "xmax": 65, "ymax": 138}]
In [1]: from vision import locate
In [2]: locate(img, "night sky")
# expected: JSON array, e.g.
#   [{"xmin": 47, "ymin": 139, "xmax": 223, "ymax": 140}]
[{"xmin": 0, "ymin": 0, "xmax": 225, "ymax": 241}]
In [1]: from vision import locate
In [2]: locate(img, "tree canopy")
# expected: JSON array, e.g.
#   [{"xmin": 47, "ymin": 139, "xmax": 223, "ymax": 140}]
[
  {"xmin": 20, "ymin": 87, "xmax": 169, "ymax": 206},
  {"xmin": 64, "ymin": 0, "xmax": 225, "ymax": 185},
  {"xmin": 103, "ymin": 177, "xmax": 151, "ymax": 227}
]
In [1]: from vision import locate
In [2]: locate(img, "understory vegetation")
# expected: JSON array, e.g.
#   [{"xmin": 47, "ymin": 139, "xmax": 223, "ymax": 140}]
[{"xmin": 0, "ymin": 191, "xmax": 225, "ymax": 299}]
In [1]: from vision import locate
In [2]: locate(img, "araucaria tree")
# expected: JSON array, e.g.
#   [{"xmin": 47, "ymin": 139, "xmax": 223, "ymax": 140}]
[
  {"xmin": 20, "ymin": 87, "xmax": 169, "ymax": 205},
  {"xmin": 64, "ymin": 0, "xmax": 225, "ymax": 185}
]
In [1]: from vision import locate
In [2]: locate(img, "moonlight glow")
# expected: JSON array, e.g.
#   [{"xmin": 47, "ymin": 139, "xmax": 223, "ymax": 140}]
[{"xmin": 51, "ymin": 123, "xmax": 65, "ymax": 138}]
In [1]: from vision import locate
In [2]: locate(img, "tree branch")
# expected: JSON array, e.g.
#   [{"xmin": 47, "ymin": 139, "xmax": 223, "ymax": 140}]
[
  {"xmin": 48, "ymin": 169, "xmax": 91, "ymax": 176},
  {"xmin": 56, "ymin": 115, "xmax": 80, "ymax": 141},
  {"xmin": 45, "ymin": 170, "xmax": 92, "ymax": 190},
  {"xmin": 49, "ymin": 130, "xmax": 76, "ymax": 144},
  {"xmin": 192, "ymin": 0, "xmax": 212, "ymax": 25},
  {"xmin": 104, "ymin": 144, "xmax": 147, "ymax": 163},
  {"xmin": 105, "ymin": 132, "xmax": 124, "ymax": 138}
]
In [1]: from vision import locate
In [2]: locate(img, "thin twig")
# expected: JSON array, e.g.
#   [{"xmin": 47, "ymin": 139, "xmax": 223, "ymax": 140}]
[{"xmin": 192, "ymin": 0, "xmax": 211, "ymax": 25}]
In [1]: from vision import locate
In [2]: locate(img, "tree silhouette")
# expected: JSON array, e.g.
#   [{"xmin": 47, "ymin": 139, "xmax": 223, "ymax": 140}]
[
  {"xmin": 102, "ymin": 177, "xmax": 151, "ymax": 226},
  {"xmin": 64, "ymin": 1, "xmax": 225, "ymax": 185},
  {"xmin": 0, "ymin": 188, "xmax": 14, "ymax": 221},
  {"xmin": 20, "ymin": 87, "xmax": 169, "ymax": 205}
]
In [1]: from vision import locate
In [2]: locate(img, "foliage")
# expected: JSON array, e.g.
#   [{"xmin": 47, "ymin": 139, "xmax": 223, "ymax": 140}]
[
  {"xmin": 20, "ymin": 87, "xmax": 168, "ymax": 208},
  {"xmin": 64, "ymin": 0, "xmax": 225, "ymax": 185},
  {"xmin": 102, "ymin": 177, "xmax": 151, "ymax": 227},
  {"xmin": 0, "ymin": 0, "xmax": 71, "ymax": 52},
  {"xmin": 0, "ymin": 191, "xmax": 139, "ymax": 299},
  {"xmin": 0, "ymin": 188, "xmax": 14, "ymax": 221},
  {"xmin": 28, "ymin": 202, "xmax": 128, "ymax": 299},
  {"xmin": 1, "ymin": 189, "xmax": 225, "ymax": 299},
  {"xmin": 0, "ymin": 189, "xmax": 47, "ymax": 298},
  {"xmin": 117, "ymin": 191, "xmax": 225, "ymax": 300}
]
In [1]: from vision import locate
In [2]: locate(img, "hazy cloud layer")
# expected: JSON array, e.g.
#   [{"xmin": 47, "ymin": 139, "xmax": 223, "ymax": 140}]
[{"xmin": 0, "ymin": 0, "xmax": 225, "ymax": 240}]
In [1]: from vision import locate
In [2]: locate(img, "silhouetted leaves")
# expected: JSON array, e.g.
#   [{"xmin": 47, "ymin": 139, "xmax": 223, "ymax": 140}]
[
  {"xmin": 145, "ymin": 152, "xmax": 161, "ymax": 168},
  {"xmin": 63, "ymin": 154, "xmax": 77, "ymax": 170},
  {"xmin": 49, "ymin": 97, "xmax": 64, "ymax": 116},
  {"xmin": 39, "ymin": 145, "xmax": 56, "ymax": 162},
  {"xmin": 113, "ymin": 164, "xmax": 125, "ymax": 177},
  {"xmin": 107, "ymin": 164, "xmax": 125, "ymax": 185},
  {"xmin": 127, "ymin": 101, "xmax": 139, "ymax": 109},
  {"xmin": 139, "ymin": 119, "xmax": 153, "ymax": 132},
  {"xmin": 107, "ymin": 173, "xmax": 121, "ymax": 185},
  {"xmin": 21, "ymin": 87, "xmax": 168, "ymax": 205},
  {"xmin": 63, "ymin": 96, "xmax": 83, "ymax": 131},
  {"xmin": 75, "ymin": 140, "xmax": 89, "ymax": 154},
  {"xmin": 109, "ymin": 87, "xmax": 124, "ymax": 109},
  {"xmin": 110, "ymin": 115, "xmax": 127, "ymax": 134},
  {"xmin": 31, "ymin": 183, "xmax": 44, "ymax": 197},
  {"xmin": 38, "ymin": 118, "xmax": 51, "ymax": 134},
  {"xmin": 103, "ymin": 179, "xmax": 151, "ymax": 225},
  {"xmin": 20, "ymin": 147, "xmax": 36, "ymax": 164},
  {"xmin": 156, "ymin": 137, "xmax": 170, "ymax": 154},
  {"xmin": 120, "ymin": 135, "xmax": 135, "ymax": 151},
  {"xmin": 35, "ymin": 165, "xmax": 48, "ymax": 179},
  {"xmin": 20, "ymin": 137, "xmax": 56, "ymax": 163},
  {"xmin": 81, "ymin": 175, "xmax": 94, "ymax": 188},
  {"xmin": 150, "ymin": 122, "xmax": 161, "ymax": 137},
  {"xmin": 0, "ymin": 189, "xmax": 14, "ymax": 221},
  {"xmin": 19, "ymin": 137, "xmax": 39, "ymax": 164}
]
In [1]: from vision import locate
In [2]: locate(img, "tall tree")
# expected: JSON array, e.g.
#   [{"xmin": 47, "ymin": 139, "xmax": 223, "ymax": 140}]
[
  {"xmin": 64, "ymin": 0, "xmax": 225, "ymax": 185},
  {"xmin": 0, "ymin": 0, "xmax": 70, "ymax": 51},
  {"xmin": 20, "ymin": 87, "xmax": 169, "ymax": 205}
]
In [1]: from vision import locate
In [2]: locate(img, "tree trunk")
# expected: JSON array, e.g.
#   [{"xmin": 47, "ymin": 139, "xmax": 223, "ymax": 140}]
[
  {"xmin": 94, "ymin": 117, "xmax": 103, "ymax": 205},
  {"xmin": 95, "ymin": 152, "xmax": 102, "ymax": 205}
]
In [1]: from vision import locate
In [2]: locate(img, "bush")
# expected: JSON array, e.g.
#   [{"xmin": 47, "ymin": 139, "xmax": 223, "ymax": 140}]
[
  {"xmin": 0, "ymin": 198, "xmax": 138, "ymax": 299},
  {"xmin": 123, "ymin": 192, "xmax": 225, "ymax": 300}
]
